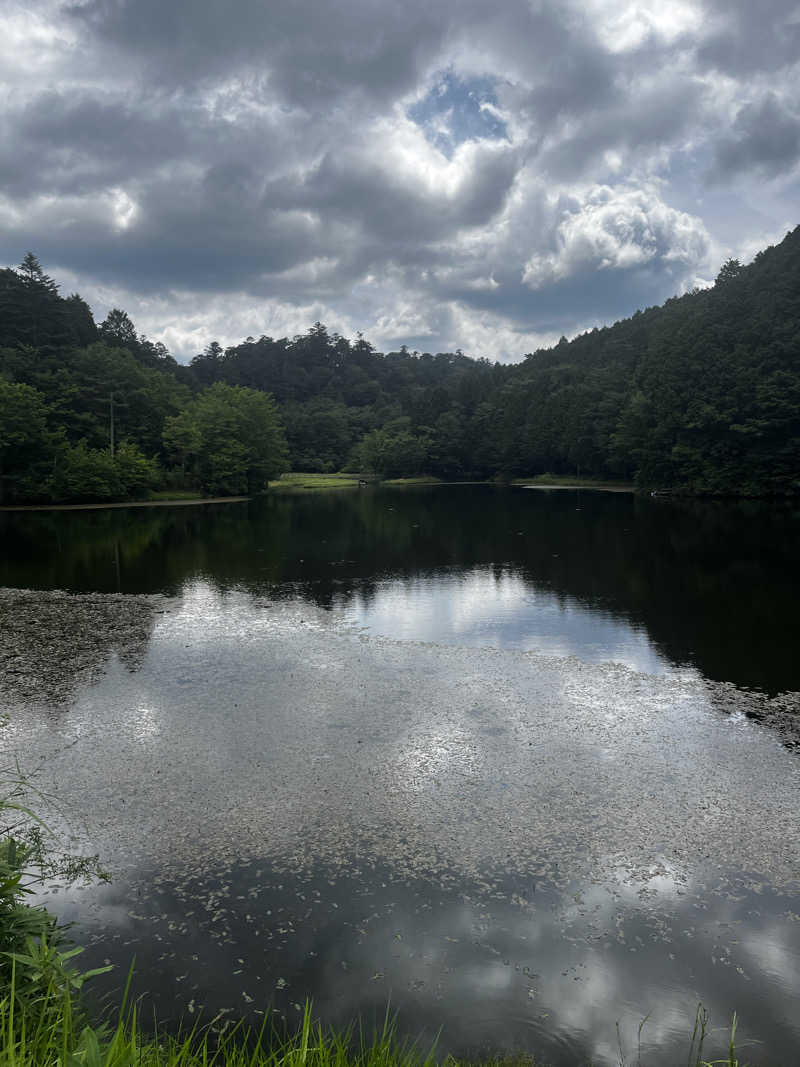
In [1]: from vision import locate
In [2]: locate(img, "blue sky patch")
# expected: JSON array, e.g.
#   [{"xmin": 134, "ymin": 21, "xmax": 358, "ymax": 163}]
[{"xmin": 408, "ymin": 72, "xmax": 508, "ymax": 157}]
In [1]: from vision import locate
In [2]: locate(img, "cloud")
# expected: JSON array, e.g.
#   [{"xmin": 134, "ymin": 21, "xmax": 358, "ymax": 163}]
[
  {"xmin": 65, "ymin": 0, "xmax": 450, "ymax": 107},
  {"xmin": 539, "ymin": 75, "xmax": 708, "ymax": 180},
  {"xmin": 521, "ymin": 185, "xmax": 710, "ymax": 289},
  {"xmin": 288, "ymin": 131, "xmax": 521, "ymax": 249},
  {"xmin": 0, "ymin": 90, "xmax": 195, "ymax": 197},
  {"xmin": 0, "ymin": 0, "xmax": 794, "ymax": 360},
  {"xmin": 712, "ymin": 93, "xmax": 800, "ymax": 179},
  {"xmin": 698, "ymin": 0, "xmax": 800, "ymax": 75}
]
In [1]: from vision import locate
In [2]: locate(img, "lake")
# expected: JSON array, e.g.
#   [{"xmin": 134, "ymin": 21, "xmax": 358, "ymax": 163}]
[{"xmin": 1, "ymin": 485, "xmax": 799, "ymax": 1065}]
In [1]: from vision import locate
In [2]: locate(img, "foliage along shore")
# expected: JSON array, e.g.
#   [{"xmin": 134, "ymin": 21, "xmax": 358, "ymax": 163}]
[
  {"xmin": 0, "ymin": 494, "xmax": 250, "ymax": 511},
  {"xmin": 1, "ymin": 226, "xmax": 799, "ymax": 505},
  {"xmin": 0, "ymin": 473, "xmax": 638, "ymax": 509}
]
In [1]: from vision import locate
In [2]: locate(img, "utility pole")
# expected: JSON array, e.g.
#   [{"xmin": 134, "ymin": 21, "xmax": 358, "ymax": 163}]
[{"xmin": 109, "ymin": 391, "xmax": 115, "ymax": 456}]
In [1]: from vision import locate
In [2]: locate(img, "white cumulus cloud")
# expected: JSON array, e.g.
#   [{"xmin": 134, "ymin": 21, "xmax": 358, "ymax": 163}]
[{"xmin": 522, "ymin": 185, "xmax": 711, "ymax": 289}]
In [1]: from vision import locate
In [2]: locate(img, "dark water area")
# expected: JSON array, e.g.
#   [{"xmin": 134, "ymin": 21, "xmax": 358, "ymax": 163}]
[
  {"xmin": 3, "ymin": 486, "xmax": 800, "ymax": 1066},
  {"xmin": 1, "ymin": 485, "xmax": 799, "ymax": 691},
  {"xmin": 62, "ymin": 859, "xmax": 800, "ymax": 1067}
]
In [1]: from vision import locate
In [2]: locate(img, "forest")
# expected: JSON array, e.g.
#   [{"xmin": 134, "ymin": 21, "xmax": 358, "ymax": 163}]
[{"xmin": 1, "ymin": 226, "xmax": 798, "ymax": 503}]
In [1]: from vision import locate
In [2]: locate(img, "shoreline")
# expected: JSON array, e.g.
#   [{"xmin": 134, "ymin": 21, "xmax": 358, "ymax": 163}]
[
  {"xmin": 0, "ymin": 495, "xmax": 251, "ymax": 512},
  {"xmin": 518, "ymin": 482, "xmax": 635, "ymax": 493},
  {"xmin": 3, "ymin": 479, "xmax": 795, "ymax": 510}
]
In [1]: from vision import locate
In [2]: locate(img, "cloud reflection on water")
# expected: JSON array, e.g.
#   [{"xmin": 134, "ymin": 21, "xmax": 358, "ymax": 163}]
[
  {"xmin": 56, "ymin": 853, "xmax": 800, "ymax": 1067},
  {"xmin": 9, "ymin": 582, "xmax": 800, "ymax": 1065},
  {"xmin": 336, "ymin": 566, "xmax": 670, "ymax": 674}
]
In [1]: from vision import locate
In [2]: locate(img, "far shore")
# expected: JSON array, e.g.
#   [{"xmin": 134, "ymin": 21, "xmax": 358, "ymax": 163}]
[
  {"xmin": 519, "ymin": 482, "xmax": 635, "ymax": 493},
  {"xmin": 0, "ymin": 478, "xmax": 641, "ymax": 510},
  {"xmin": 0, "ymin": 495, "xmax": 251, "ymax": 512}
]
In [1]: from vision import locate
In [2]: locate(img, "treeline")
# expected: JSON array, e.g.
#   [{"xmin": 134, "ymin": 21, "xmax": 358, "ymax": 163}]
[
  {"xmin": 1, "ymin": 227, "xmax": 799, "ymax": 502},
  {"xmin": 0, "ymin": 256, "xmax": 287, "ymax": 502}
]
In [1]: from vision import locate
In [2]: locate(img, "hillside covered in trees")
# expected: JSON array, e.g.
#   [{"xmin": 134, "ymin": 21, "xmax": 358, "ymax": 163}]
[{"xmin": 1, "ymin": 227, "xmax": 798, "ymax": 503}]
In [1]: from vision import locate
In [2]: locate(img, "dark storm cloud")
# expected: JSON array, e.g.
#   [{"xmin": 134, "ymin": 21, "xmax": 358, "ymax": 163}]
[
  {"xmin": 289, "ymin": 143, "xmax": 520, "ymax": 244},
  {"xmin": 713, "ymin": 94, "xmax": 800, "ymax": 179},
  {"xmin": 541, "ymin": 78, "xmax": 707, "ymax": 179},
  {"xmin": 463, "ymin": 1, "xmax": 605, "ymax": 97},
  {"xmin": 439, "ymin": 268, "xmax": 685, "ymax": 337},
  {"xmin": 699, "ymin": 0, "xmax": 800, "ymax": 75},
  {"xmin": 0, "ymin": 90, "xmax": 194, "ymax": 196},
  {"xmin": 18, "ymin": 180, "xmax": 334, "ymax": 295},
  {"xmin": 65, "ymin": 0, "xmax": 449, "ymax": 108},
  {"xmin": 519, "ymin": 44, "xmax": 620, "ymax": 130},
  {"xmin": 3, "ymin": 140, "xmax": 519, "ymax": 300}
]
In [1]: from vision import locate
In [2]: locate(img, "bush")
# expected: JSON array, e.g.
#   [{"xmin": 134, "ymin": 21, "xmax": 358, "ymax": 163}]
[
  {"xmin": 114, "ymin": 441, "xmax": 160, "ymax": 497},
  {"xmin": 50, "ymin": 441, "xmax": 121, "ymax": 501},
  {"xmin": 0, "ymin": 762, "xmax": 110, "ymax": 1036}
]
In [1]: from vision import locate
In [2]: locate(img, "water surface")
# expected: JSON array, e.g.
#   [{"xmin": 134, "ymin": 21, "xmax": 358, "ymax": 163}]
[
  {"xmin": 1, "ymin": 487, "xmax": 799, "ymax": 1065},
  {"xmin": 2, "ymin": 486, "xmax": 798, "ymax": 689}
]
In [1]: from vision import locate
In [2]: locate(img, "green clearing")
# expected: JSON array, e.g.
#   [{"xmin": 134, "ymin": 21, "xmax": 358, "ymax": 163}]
[
  {"xmin": 380, "ymin": 476, "xmax": 444, "ymax": 486},
  {"xmin": 511, "ymin": 474, "xmax": 636, "ymax": 491},
  {"xmin": 273, "ymin": 474, "xmax": 474, "ymax": 490},
  {"xmin": 271, "ymin": 472, "xmax": 363, "ymax": 491}
]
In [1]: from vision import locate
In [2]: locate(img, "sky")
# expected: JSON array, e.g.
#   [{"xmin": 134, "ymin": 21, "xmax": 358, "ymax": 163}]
[{"xmin": 1, "ymin": 0, "xmax": 798, "ymax": 363}]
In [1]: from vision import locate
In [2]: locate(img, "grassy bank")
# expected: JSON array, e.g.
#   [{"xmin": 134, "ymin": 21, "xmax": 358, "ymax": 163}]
[
  {"xmin": 0, "ymin": 985, "xmax": 751, "ymax": 1067},
  {"xmin": 271, "ymin": 472, "xmax": 363, "ymax": 491},
  {"xmin": 146, "ymin": 489, "xmax": 210, "ymax": 501},
  {"xmin": 512, "ymin": 474, "xmax": 635, "ymax": 491},
  {"xmin": 381, "ymin": 476, "xmax": 444, "ymax": 486},
  {"xmin": 0, "ymin": 992, "xmax": 465, "ymax": 1067}
]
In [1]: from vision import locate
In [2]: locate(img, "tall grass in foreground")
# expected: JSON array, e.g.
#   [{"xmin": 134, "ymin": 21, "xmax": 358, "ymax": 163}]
[
  {"xmin": 0, "ymin": 982, "xmax": 751, "ymax": 1067},
  {"xmin": 0, "ymin": 990, "xmax": 454, "ymax": 1067}
]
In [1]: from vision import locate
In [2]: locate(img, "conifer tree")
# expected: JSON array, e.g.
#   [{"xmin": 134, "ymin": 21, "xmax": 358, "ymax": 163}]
[{"xmin": 17, "ymin": 252, "xmax": 59, "ymax": 294}]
